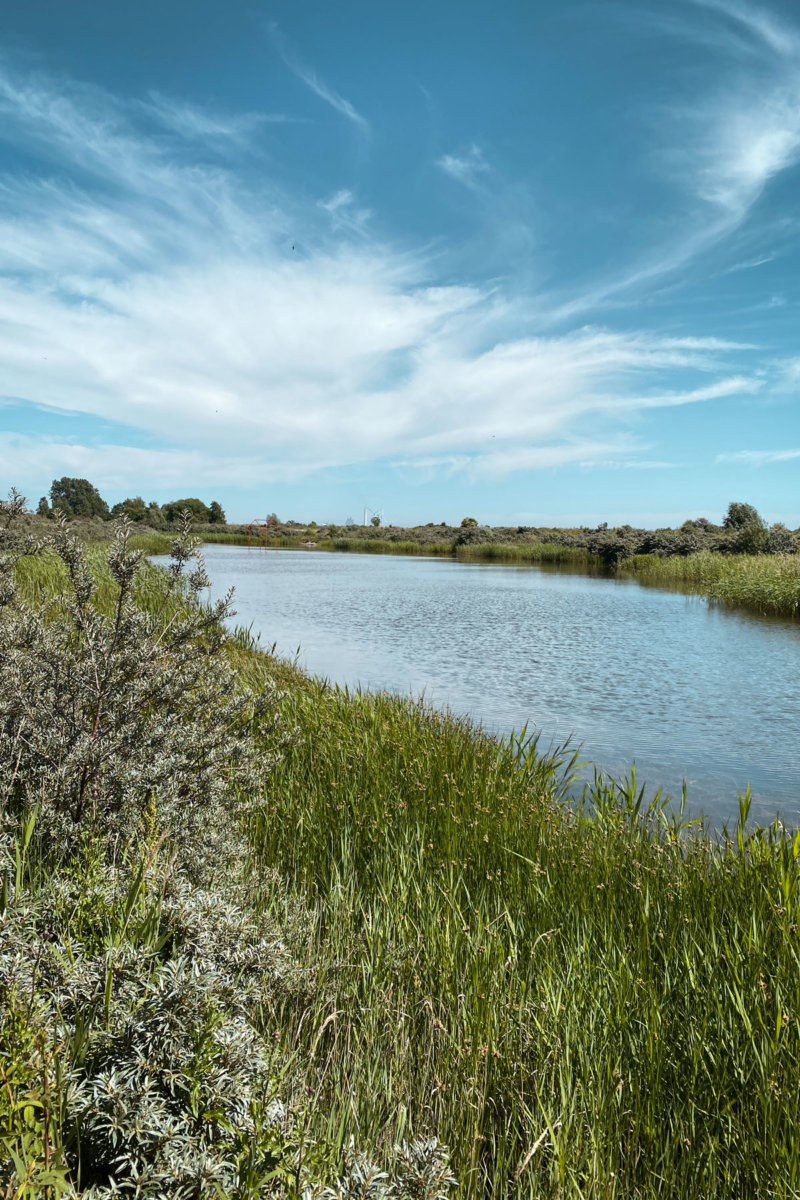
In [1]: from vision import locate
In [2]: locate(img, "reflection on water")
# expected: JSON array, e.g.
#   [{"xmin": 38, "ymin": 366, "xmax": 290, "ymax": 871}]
[{"xmin": 162, "ymin": 545, "xmax": 800, "ymax": 828}]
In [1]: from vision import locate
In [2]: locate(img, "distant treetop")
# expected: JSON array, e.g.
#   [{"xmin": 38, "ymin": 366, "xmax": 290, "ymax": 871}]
[
  {"xmin": 163, "ymin": 498, "xmax": 210, "ymax": 524},
  {"xmin": 723, "ymin": 502, "xmax": 764, "ymax": 530},
  {"xmin": 50, "ymin": 477, "xmax": 110, "ymax": 520}
]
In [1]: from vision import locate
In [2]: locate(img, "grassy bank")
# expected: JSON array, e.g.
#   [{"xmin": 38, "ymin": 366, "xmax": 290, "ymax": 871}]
[
  {"xmin": 623, "ymin": 551, "xmax": 800, "ymax": 618},
  {"xmin": 3, "ymin": 526, "xmax": 800, "ymax": 1197},
  {"xmin": 250, "ymin": 682, "xmax": 800, "ymax": 1198}
]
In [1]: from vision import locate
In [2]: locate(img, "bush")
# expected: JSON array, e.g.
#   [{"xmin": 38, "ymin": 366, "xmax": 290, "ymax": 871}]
[
  {"xmin": 453, "ymin": 525, "xmax": 495, "ymax": 548},
  {"xmin": 766, "ymin": 523, "xmax": 797, "ymax": 554},
  {"xmin": 735, "ymin": 520, "xmax": 769, "ymax": 555},
  {"xmin": 723, "ymin": 501, "xmax": 763, "ymax": 530},
  {"xmin": 0, "ymin": 502, "xmax": 277, "ymax": 873}
]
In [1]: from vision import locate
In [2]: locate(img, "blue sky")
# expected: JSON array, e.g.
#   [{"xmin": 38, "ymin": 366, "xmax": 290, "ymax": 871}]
[{"xmin": 0, "ymin": 0, "xmax": 799, "ymax": 526}]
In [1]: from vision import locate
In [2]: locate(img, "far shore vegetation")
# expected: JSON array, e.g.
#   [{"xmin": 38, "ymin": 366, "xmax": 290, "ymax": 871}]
[
  {"xmin": 1, "ymin": 487, "xmax": 799, "ymax": 1198},
  {"xmin": 26, "ymin": 478, "xmax": 800, "ymax": 619}
]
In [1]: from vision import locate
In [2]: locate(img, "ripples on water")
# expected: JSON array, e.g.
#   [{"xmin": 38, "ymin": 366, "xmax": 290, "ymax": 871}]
[{"xmin": 163, "ymin": 545, "xmax": 800, "ymax": 829}]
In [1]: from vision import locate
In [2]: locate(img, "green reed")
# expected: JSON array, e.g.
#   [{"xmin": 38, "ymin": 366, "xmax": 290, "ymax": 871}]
[
  {"xmin": 249, "ymin": 680, "xmax": 800, "ymax": 1198},
  {"xmin": 454, "ymin": 542, "xmax": 596, "ymax": 566},
  {"xmin": 623, "ymin": 551, "xmax": 800, "ymax": 618}
]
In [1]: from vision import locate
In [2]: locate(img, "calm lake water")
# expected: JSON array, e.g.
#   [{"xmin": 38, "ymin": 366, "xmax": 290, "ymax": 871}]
[{"xmin": 172, "ymin": 544, "xmax": 800, "ymax": 828}]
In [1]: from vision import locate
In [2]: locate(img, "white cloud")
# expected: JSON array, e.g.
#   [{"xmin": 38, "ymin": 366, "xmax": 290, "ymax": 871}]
[
  {"xmin": 672, "ymin": 1, "xmax": 800, "ymax": 224},
  {"xmin": 546, "ymin": 0, "xmax": 800, "ymax": 323},
  {"xmin": 436, "ymin": 144, "xmax": 490, "ymax": 191},
  {"xmin": 0, "ymin": 56, "xmax": 768, "ymax": 497},
  {"xmin": 716, "ymin": 447, "xmax": 800, "ymax": 465},
  {"xmin": 142, "ymin": 91, "xmax": 289, "ymax": 147},
  {"xmin": 267, "ymin": 23, "xmax": 369, "ymax": 134},
  {"xmin": 318, "ymin": 189, "xmax": 373, "ymax": 235}
]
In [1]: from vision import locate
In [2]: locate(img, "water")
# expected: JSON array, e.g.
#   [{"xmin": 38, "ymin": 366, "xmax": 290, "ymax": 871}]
[{"xmin": 171, "ymin": 545, "xmax": 800, "ymax": 828}]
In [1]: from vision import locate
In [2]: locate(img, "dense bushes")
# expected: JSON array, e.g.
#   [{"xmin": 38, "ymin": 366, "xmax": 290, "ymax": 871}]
[{"xmin": 0, "ymin": 511, "xmax": 276, "ymax": 874}]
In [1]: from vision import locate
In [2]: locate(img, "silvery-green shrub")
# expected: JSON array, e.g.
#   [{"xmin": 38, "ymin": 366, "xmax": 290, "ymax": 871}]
[{"xmin": 0, "ymin": 500, "xmax": 277, "ymax": 874}]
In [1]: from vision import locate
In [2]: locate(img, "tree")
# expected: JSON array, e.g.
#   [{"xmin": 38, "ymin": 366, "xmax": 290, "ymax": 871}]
[
  {"xmin": 163, "ymin": 498, "xmax": 211, "ymax": 524},
  {"xmin": 723, "ymin": 502, "xmax": 763, "ymax": 530},
  {"xmin": 111, "ymin": 496, "xmax": 148, "ymax": 522},
  {"xmin": 460, "ymin": 517, "xmax": 478, "ymax": 528},
  {"xmin": 37, "ymin": 496, "xmax": 50, "ymax": 517},
  {"xmin": 208, "ymin": 500, "xmax": 226, "ymax": 524},
  {"xmin": 370, "ymin": 514, "xmax": 381, "ymax": 527},
  {"xmin": 50, "ymin": 477, "xmax": 110, "ymax": 520}
]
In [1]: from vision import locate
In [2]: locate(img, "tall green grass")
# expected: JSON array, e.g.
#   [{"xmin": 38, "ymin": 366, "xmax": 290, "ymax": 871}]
[
  {"xmin": 319, "ymin": 538, "xmax": 596, "ymax": 566},
  {"xmin": 197, "ymin": 530, "xmax": 302, "ymax": 548},
  {"xmin": 623, "ymin": 551, "xmax": 800, "ymax": 618},
  {"xmin": 454, "ymin": 541, "xmax": 596, "ymax": 567},
  {"xmin": 249, "ymin": 680, "xmax": 800, "ymax": 1198},
  {"xmin": 321, "ymin": 537, "xmax": 452, "ymax": 555}
]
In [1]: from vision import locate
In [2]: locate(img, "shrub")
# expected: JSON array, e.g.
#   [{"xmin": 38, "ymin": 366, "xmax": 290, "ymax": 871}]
[
  {"xmin": 723, "ymin": 501, "xmax": 763, "ymax": 530},
  {"xmin": 766, "ymin": 523, "xmax": 797, "ymax": 554},
  {"xmin": 453, "ymin": 525, "xmax": 495, "ymax": 548},
  {"xmin": 735, "ymin": 519, "xmax": 769, "ymax": 555},
  {"xmin": 0, "ymin": 501, "xmax": 277, "ymax": 874}
]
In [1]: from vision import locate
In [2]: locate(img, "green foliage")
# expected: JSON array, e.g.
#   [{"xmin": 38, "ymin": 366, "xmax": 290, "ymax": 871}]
[
  {"xmin": 452, "ymin": 524, "xmax": 495, "ymax": 548},
  {"xmin": 146, "ymin": 500, "xmax": 166, "ymax": 529},
  {"xmin": 110, "ymin": 495, "xmax": 148, "ymax": 522},
  {"xmin": 4, "ymin": 494, "xmax": 800, "ymax": 1197},
  {"xmin": 723, "ymin": 501, "xmax": 763, "ymax": 530},
  {"xmin": 0, "ymin": 508, "xmax": 276, "ymax": 869},
  {"xmin": 459, "ymin": 517, "xmax": 478, "ymax": 528},
  {"xmin": 162, "ymin": 497, "xmax": 211, "ymax": 524},
  {"xmin": 623, "ymin": 550, "xmax": 800, "ymax": 618},
  {"xmin": 209, "ymin": 500, "xmax": 226, "ymax": 524},
  {"xmin": 252, "ymin": 682, "xmax": 800, "ymax": 1198},
  {"xmin": 49, "ymin": 478, "xmax": 110, "ymax": 521},
  {"xmin": 36, "ymin": 496, "xmax": 50, "ymax": 518},
  {"xmin": 1, "ymin": 487, "xmax": 29, "ymax": 528},
  {"xmin": 736, "ymin": 518, "xmax": 769, "ymax": 555},
  {"xmin": 767, "ymin": 523, "xmax": 797, "ymax": 554}
]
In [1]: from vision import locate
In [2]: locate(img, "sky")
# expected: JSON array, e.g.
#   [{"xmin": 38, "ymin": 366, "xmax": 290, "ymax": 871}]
[{"xmin": 0, "ymin": 0, "xmax": 799, "ymax": 527}]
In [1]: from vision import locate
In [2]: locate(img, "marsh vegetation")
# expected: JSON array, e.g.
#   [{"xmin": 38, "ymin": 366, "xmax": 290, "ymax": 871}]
[{"xmin": 2, "ymin": 494, "xmax": 799, "ymax": 1197}]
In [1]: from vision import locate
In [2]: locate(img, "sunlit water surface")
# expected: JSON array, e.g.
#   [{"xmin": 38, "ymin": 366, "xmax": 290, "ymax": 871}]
[{"xmin": 162, "ymin": 545, "xmax": 800, "ymax": 828}]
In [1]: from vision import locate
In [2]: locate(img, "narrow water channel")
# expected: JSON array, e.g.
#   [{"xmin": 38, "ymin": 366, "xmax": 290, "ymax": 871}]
[{"xmin": 168, "ymin": 545, "xmax": 800, "ymax": 829}]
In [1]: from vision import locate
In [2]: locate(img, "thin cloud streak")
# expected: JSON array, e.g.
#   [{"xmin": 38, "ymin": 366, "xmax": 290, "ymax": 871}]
[
  {"xmin": 267, "ymin": 23, "xmax": 370, "ymax": 134},
  {"xmin": 716, "ymin": 448, "xmax": 800, "ymax": 465},
  {"xmin": 436, "ymin": 144, "xmax": 489, "ymax": 191}
]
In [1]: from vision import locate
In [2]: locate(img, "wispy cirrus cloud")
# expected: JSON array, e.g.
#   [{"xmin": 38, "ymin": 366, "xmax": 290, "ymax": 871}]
[
  {"xmin": 664, "ymin": 0, "xmax": 800, "ymax": 228},
  {"xmin": 318, "ymin": 188, "xmax": 373, "ymax": 235},
  {"xmin": 543, "ymin": 0, "xmax": 800, "ymax": 323},
  {"xmin": 0, "ymin": 52, "xmax": 769, "ymax": 500},
  {"xmin": 266, "ymin": 22, "xmax": 369, "ymax": 134},
  {"xmin": 716, "ymin": 448, "xmax": 800, "ymax": 466},
  {"xmin": 141, "ymin": 90, "xmax": 291, "ymax": 148},
  {"xmin": 436, "ymin": 144, "xmax": 490, "ymax": 191}
]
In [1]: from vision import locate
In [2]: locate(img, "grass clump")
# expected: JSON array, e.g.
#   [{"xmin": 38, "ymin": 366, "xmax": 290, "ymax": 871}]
[{"xmin": 623, "ymin": 551, "xmax": 800, "ymax": 618}]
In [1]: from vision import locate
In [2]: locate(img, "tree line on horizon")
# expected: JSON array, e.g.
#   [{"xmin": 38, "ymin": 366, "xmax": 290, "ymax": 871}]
[{"xmin": 36, "ymin": 477, "xmax": 226, "ymax": 526}]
